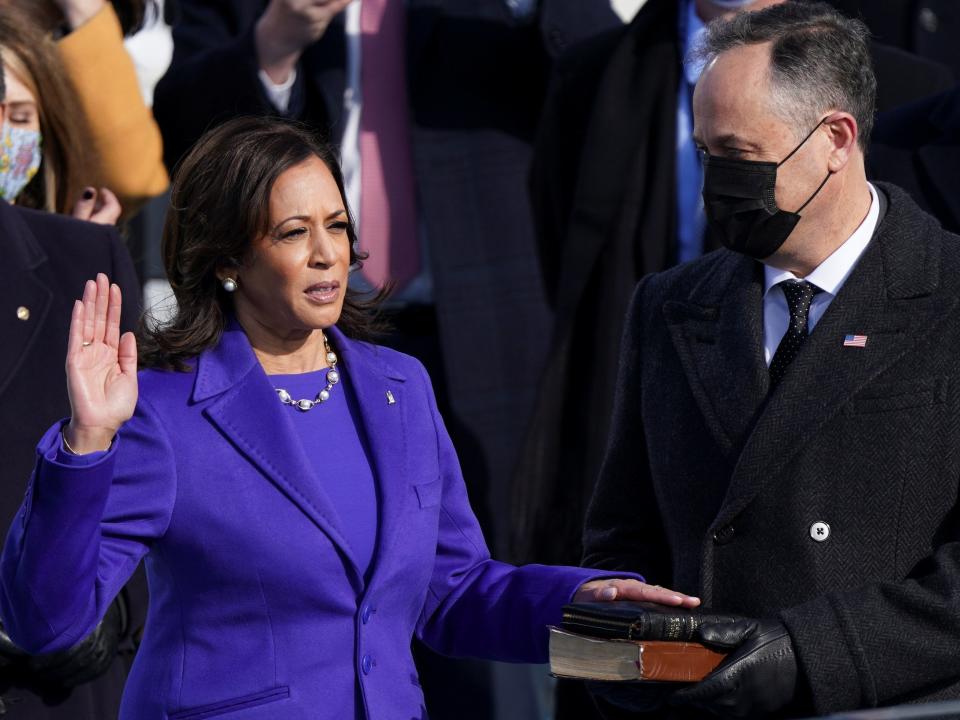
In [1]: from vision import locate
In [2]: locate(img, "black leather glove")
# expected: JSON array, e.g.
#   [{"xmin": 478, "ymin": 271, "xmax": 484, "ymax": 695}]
[
  {"xmin": 670, "ymin": 618, "xmax": 797, "ymax": 718},
  {"xmin": 0, "ymin": 593, "xmax": 127, "ymax": 694},
  {"xmin": 584, "ymin": 609, "xmax": 748, "ymax": 715},
  {"xmin": 27, "ymin": 594, "xmax": 127, "ymax": 688}
]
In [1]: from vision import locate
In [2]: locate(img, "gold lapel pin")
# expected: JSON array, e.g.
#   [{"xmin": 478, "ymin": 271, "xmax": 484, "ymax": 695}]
[{"xmin": 386, "ymin": 390, "xmax": 396, "ymax": 405}]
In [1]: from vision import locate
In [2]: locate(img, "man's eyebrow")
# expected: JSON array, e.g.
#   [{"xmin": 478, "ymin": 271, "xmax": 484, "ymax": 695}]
[{"xmin": 712, "ymin": 133, "xmax": 762, "ymax": 150}]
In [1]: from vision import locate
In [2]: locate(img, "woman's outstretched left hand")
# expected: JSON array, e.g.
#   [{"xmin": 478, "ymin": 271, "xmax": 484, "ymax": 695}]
[{"xmin": 573, "ymin": 579, "xmax": 700, "ymax": 607}]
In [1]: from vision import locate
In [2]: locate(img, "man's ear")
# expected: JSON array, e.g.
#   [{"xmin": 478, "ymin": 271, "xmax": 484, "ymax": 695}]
[{"xmin": 823, "ymin": 112, "xmax": 859, "ymax": 173}]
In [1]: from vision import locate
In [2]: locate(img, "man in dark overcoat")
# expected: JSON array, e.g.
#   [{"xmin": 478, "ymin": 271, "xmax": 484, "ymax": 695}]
[
  {"xmin": 584, "ymin": 3, "xmax": 960, "ymax": 717},
  {"xmin": 512, "ymin": 0, "xmax": 953, "ymax": 575}
]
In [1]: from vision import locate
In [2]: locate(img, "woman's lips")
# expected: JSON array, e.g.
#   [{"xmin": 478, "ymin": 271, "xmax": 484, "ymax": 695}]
[{"xmin": 304, "ymin": 282, "xmax": 340, "ymax": 303}]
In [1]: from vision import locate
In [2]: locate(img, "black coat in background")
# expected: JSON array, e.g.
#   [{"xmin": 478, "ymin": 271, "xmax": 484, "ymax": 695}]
[
  {"xmin": 584, "ymin": 184, "xmax": 960, "ymax": 716},
  {"xmin": 869, "ymin": 85, "xmax": 960, "ymax": 235},
  {"xmin": 0, "ymin": 200, "xmax": 142, "ymax": 718},
  {"xmin": 826, "ymin": 0, "xmax": 960, "ymax": 79},
  {"xmin": 512, "ymin": 0, "xmax": 680, "ymax": 570}
]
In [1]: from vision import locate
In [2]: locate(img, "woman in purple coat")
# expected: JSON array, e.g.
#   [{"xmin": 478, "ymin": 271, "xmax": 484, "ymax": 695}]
[{"xmin": 0, "ymin": 117, "xmax": 696, "ymax": 720}]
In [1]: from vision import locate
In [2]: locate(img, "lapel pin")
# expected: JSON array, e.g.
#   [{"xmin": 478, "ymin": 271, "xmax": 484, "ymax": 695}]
[
  {"xmin": 386, "ymin": 390, "xmax": 396, "ymax": 405},
  {"xmin": 843, "ymin": 334, "xmax": 868, "ymax": 348}
]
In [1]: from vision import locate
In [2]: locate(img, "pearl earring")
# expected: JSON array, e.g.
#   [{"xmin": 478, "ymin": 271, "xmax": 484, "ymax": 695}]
[{"xmin": 222, "ymin": 277, "xmax": 238, "ymax": 293}]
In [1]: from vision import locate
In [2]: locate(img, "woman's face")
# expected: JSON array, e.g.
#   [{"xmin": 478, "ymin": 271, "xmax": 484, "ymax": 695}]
[
  {"xmin": 231, "ymin": 155, "xmax": 353, "ymax": 340},
  {"xmin": 1, "ymin": 66, "xmax": 40, "ymax": 132}
]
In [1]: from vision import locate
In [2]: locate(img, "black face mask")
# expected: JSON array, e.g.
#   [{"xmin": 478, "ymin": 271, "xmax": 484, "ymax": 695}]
[{"xmin": 701, "ymin": 119, "xmax": 831, "ymax": 260}]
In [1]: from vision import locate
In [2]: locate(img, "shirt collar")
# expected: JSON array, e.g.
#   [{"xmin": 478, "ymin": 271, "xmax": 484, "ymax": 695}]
[
  {"xmin": 682, "ymin": 0, "xmax": 707, "ymax": 87},
  {"xmin": 764, "ymin": 182, "xmax": 880, "ymax": 298}
]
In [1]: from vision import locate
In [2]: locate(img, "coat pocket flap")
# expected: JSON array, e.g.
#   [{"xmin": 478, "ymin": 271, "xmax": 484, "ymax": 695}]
[
  {"xmin": 169, "ymin": 686, "xmax": 290, "ymax": 720},
  {"xmin": 414, "ymin": 479, "xmax": 442, "ymax": 508}
]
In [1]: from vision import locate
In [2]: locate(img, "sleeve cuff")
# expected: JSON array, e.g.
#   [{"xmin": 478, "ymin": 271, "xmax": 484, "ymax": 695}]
[
  {"xmin": 258, "ymin": 68, "xmax": 298, "ymax": 113},
  {"xmin": 41, "ymin": 423, "xmax": 117, "ymax": 468}
]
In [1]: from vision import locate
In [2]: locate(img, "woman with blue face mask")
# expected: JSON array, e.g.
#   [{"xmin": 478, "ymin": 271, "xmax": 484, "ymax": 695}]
[{"xmin": 0, "ymin": 6, "xmax": 120, "ymax": 224}]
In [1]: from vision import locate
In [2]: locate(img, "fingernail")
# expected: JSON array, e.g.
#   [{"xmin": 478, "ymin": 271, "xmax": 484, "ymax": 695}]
[
  {"xmin": 82, "ymin": 188, "xmax": 94, "ymax": 200},
  {"xmin": 600, "ymin": 587, "xmax": 617, "ymax": 600}
]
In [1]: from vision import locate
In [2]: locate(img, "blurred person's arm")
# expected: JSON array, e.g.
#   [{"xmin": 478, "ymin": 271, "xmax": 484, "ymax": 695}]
[
  {"xmin": 154, "ymin": 0, "xmax": 349, "ymax": 172},
  {"xmin": 56, "ymin": 1, "xmax": 169, "ymax": 218}
]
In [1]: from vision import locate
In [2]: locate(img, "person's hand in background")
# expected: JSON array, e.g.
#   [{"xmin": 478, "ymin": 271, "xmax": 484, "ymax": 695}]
[
  {"xmin": 72, "ymin": 186, "xmax": 122, "ymax": 225},
  {"xmin": 255, "ymin": 0, "xmax": 353, "ymax": 84},
  {"xmin": 52, "ymin": 0, "xmax": 106, "ymax": 29}
]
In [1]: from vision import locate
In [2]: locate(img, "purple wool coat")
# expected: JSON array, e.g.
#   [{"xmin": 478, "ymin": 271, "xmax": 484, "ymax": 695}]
[{"xmin": 0, "ymin": 324, "xmax": 621, "ymax": 719}]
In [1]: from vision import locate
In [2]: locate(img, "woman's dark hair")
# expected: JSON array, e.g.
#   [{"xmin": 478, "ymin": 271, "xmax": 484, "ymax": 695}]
[{"xmin": 138, "ymin": 116, "xmax": 387, "ymax": 371}]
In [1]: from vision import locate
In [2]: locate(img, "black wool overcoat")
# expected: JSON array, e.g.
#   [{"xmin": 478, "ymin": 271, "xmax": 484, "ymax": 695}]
[{"xmin": 584, "ymin": 183, "xmax": 960, "ymax": 715}]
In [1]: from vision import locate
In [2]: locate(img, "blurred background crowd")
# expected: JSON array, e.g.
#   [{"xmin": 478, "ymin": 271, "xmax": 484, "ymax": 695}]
[{"xmin": 0, "ymin": 0, "xmax": 956, "ymax": 718}]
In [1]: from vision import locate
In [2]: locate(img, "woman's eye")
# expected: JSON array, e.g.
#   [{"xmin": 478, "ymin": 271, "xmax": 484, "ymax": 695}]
[
  {"xmin": 280, "ymin": 227, "xmax": 307, "ymax": 240},
  {"xmin": 328, "ymin": 221, "xmax": 349, "ymax": 232}
]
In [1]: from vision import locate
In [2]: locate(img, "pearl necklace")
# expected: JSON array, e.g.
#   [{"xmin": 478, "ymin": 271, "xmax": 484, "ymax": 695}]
[{"xmin": 274, "ymin": 334, "xmax": 340, "ymax": 411}]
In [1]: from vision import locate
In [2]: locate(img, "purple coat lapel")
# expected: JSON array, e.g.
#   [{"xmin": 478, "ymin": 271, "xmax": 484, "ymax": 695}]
[
  {"xmin": 326, "ymin": 326, "xmax": 410, "ymax": 583},
  {"xmin": 192, "ymin": 323, "xmax": 410, "ymax": 590}
]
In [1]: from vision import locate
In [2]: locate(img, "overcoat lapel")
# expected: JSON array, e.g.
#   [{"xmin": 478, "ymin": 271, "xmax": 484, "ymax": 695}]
[
  {"xmin": 196, "ymin": 325, "xmax": 363, "ymax": 585},
  {"xmin": 0, "ymin": 202, "xmax": 53, "ymax": 400},
  {"xmin": 326, "ymin": 327, "xmax": 409, "ymax": 582},
  {"xmin": 664, "ymin": 252, "xmax": 769, "ymax": 458},
  {"xmin": 713, "ymin": 187, "xmax": 951, "ymax": 531}
]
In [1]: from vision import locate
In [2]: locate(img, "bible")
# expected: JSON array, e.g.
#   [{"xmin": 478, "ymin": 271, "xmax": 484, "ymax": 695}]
[{"xmin": 549, "ymin": 602, "xmax": 736, "ymax": 683}]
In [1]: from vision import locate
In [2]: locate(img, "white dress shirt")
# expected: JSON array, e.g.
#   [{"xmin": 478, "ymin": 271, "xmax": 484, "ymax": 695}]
[{"xmin": 762, "ymin": 182, "xmax": 880, "ymax": 365}]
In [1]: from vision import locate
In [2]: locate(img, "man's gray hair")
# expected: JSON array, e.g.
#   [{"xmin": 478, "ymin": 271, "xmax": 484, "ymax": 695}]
[{"xmin": 693, "ymin": 1, "xmax": 876, "ymax": 150}]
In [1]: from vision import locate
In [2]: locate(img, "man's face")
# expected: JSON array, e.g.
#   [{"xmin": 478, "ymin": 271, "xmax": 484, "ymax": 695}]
[{"xmin": 692, "ymin": 42, "xmax": 832, "ymax": 255}]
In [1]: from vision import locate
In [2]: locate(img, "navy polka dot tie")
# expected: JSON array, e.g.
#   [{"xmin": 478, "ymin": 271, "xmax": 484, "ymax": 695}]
[{"xmin": 769, "ymin": 280, "xmax": 822, "ymax": 389}]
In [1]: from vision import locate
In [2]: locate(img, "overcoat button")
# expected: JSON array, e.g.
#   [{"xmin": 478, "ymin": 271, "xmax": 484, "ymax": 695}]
[
  {"xmin": 16, "ymin": 306, "xmax": 29, "ymax": 321},
  {"xmin": 361, "ymin": 654, "xmax": 372, "ymax": 674},
  {"xmin": 810, "ymin": 522, "xmax": 830, "ymax": 542},
  {"xmin": 712, "ymin": 525, "xmax": 735, "ymax": 545},
  {"xmin": 361, "ymin": 605, "xmax": 372, "ymax": 624},
  {"xmin": 919, "ymin": 7, "xmax": 939, "ymax": 33}
]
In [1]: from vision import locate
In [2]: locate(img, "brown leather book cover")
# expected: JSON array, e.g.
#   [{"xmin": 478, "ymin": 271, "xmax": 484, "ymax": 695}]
[{"xmin": 549, "ymin": 627, "xmax": 727, "ymax": 682}]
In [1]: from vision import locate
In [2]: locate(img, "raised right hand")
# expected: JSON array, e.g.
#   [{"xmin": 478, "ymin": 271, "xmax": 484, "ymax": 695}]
[
  {"xmin": 64, "ymin": 274, "xmax": 138, "ymax": 454},
  {"xmin": 255, "ymin": 0, "xmax": 353, "ymax": 83}
]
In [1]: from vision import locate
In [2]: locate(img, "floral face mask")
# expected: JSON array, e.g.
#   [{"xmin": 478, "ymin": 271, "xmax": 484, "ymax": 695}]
[{"xmin": 0, "ymin": 122, "xmax": 42, "ymax": 202}]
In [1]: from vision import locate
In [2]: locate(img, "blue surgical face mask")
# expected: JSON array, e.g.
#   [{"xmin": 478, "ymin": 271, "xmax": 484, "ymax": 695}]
[{"xmin": 0, "ymin": 123, "xmax": 42, "ymax": 202}]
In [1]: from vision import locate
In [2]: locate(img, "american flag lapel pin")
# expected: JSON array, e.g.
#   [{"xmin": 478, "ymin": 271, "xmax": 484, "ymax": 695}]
[
  {"xmin": 843, "ymin": 334, "xmax": 868, "ymax": 348},
  {"xmin": 386, "ymin": 390, "xmax": 396, "ymax": 405}
]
